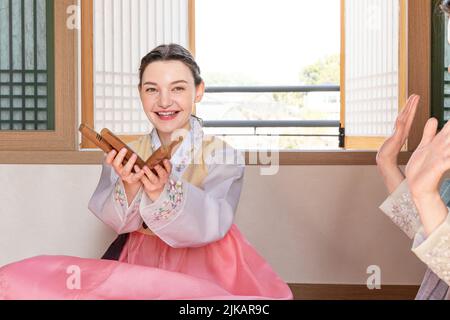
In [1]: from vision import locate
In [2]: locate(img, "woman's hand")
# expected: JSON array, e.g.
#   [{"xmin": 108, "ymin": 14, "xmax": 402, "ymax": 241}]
[
  {"xmin": 377, "ymin": 95, "xmax": 420, "ymax": 167},
  {"xmin": 405, "ymin": 118, "xmax": 450, "ymax": 235},
  {"xmin": 405, "ymin": 118, "xmax": 450, "ymax": 198},
  {"xmin": 377, "ymin": 95, "xmax": 420, "ymax": 193},
  {"xmin": 136, "ymin": 159, "xmax": 173, "ymax": 202},
  {"xmin": 106, "ymin": 148, "xmax": 146, "ymax": 205},
  {"xmin": 106, "ymin": 148, "xmax": 146, "ymax": 187}
]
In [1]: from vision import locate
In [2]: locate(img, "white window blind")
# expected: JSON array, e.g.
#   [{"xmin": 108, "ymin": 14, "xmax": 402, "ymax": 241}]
[
  {"xmin": 345, "ymin": 0, "xmax": 400, "ymax": 137},
  {"xmin": 93, "ymin": 0, "xmax": 190, "ymax": 135}
]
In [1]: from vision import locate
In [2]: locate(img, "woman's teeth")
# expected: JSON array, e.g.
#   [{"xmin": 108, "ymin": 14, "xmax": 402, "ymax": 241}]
[
  {"xmin": 157, "ymin": 111, "xmax": 178, "ymax": 116},
  {"xmin": 156, "ymin": 111, "xmax": 179, "ymax": 120}
]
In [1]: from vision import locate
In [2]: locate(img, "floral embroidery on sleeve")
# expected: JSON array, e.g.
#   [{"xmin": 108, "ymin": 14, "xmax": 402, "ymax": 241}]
[
  {"xmin": 380, "ymin": 180, "xmax": 422, "ymax": 239},
  {"xmin": 114, "ymin": 180, "xmax": 127, "ymax": 210},
  {"xmin": 142, "ymin": 179, "xmax": 185, "ymax": 231},
  {"xmin": 129, "ymin": 191, "xmax": 142, "ymax": 216},
  {"xmin": 413, "ymin": 214, "xmax": 450, "ymax": 286},
  {"xmin": 418, "ymin": 235, "xmax": 450, "ymax": 285},
  {"xmin": 114, "ymin": 180, "xmax": 142, "ymax": 216},
  {"xmin": 388, "ymin": 191, "xmax": 422, "ymax": 239}
]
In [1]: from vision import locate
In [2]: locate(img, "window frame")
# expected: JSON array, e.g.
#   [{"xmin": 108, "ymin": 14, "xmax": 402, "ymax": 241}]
[
  {"xmin": 0, "ymin": 0, "xmax": 429, "ymax": 165},
  {"xmin": 0, "ymin": 0, "xmax": 78, "ymax": 152}
]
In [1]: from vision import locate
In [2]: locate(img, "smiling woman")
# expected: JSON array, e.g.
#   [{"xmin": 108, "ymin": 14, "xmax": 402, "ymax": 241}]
[
  {"xmin": 0, "ymin": 43, "xmax": 293, "ymax": 300},
  {"xmin": 137, "ymin": 45, "xmax": 205, "ymax": 145}
]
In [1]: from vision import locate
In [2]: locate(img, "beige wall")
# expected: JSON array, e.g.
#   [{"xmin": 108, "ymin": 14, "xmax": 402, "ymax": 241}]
[{"xmin": 0, "ymin": 164, "xmax": 426, "ymax": 285}]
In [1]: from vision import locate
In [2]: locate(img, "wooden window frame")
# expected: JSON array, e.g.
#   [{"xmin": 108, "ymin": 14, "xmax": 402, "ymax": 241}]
[
  {"xmin": 0, "ymin": 0, "xmax": 429, "ymax": 165},
  {"xmin": 0, "ymin": 0, "xmax": 78, "ymax": 152}
]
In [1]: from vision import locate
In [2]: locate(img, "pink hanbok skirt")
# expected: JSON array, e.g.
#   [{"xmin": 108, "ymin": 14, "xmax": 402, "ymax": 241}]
[{"xmin": 0, "ymin": 224, "xmax": 293, "ymax": 300}]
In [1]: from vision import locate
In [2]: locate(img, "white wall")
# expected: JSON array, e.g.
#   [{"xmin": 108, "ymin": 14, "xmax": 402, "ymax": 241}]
[{"xmin": 0, "ymin": 165, "xmax": 426, "ymax": 285}]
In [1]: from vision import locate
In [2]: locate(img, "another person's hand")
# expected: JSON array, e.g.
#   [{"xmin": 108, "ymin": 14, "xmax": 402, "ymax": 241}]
[
  {"xmin": 405, "ymin": 118, "xmax": 450, "ymax": 235},
  {"xmin": 376, "ymin": 95, "xmax": 420, "ymax": 193},
  {"xmin": 405, "ymin": 118, "xmax": 450, "ymax": 198},
  {"xmin": 136, "ymin": 159, "xmax": 173, "ymax": 202},
  {"xmin": 376, "ymin": 95, "xmax": 420, "ymax": 167}
]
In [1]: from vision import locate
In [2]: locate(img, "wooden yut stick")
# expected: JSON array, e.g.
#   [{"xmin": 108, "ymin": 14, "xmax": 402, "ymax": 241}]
[
  {"xmin": 100, "ymin": 128, "xmax": 147, "ymax": 169},
  {"xmin": 79, "ymin": 124, "xmax": 143, "ymax": 172},
  {"xmin": 79, "ymin": 124, "xmax": 113, "ymax": 154},
  {"xmin": 145, "ymin": 136, "xmax": 184, "ymax": 168},
  {"xmin": 79, "ymin": 124, "xmax": 185, "ymax": 176}
]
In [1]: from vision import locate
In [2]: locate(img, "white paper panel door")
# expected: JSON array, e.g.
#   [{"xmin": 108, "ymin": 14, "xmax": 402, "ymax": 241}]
[
  {"xmin": 93, "ymin": 0, "xmax": 190, "ymax": 135},
  {"xmin": 345, "ymin": 0, "xmax": 400, "ymax": 137}
]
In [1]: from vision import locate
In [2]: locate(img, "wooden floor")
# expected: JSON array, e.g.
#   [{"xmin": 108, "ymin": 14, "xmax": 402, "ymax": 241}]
[{"xmin": 288, "ymin": 284, "xmax": 420, "ymax": 300}]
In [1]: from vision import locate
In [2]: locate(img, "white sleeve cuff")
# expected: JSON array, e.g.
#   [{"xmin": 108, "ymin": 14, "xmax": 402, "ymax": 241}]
[
  {"xmin": 139, "ymin": 177, "xmax": 187, "ymax": 232},
  {"xmin": 379, "ymin": 179, "xmax": 422, "ymax": 239},
  {"xmin": 113, "ymin": 179, "xmax": 143, "ymax": 218},
  {"xmin": 412, "ymin": 209, "xmax": 450, "ymax": 286}
]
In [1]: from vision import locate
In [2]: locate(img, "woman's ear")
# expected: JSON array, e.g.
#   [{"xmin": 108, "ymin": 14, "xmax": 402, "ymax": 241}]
[{"xmin": 194, "ymin": 81, "xmax": 205, "ymax": 103}]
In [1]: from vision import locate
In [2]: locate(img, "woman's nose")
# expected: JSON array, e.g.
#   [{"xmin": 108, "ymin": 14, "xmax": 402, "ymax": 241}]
[{"xmin": 158, "ymin": 91, "xmax": 173, "ymax": 108}]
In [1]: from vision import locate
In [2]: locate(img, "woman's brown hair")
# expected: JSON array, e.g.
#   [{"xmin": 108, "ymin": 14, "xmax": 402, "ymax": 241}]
[
  {"xmin": 441, "ymin": 0, "xmax": 450, "ymax": 15},
  {"xmin": 138, "ymin": 44, "xmax": 203, "ymax": 87}
]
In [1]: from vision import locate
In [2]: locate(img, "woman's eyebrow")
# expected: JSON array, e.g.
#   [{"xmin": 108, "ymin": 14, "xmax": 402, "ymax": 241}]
[
  {"xmin": 142, "ymin": 81, "xmax": 158, "ymax": 86},
  {"xmin": 142, "ymin": 80, "xmax": 188, "ymax": 86},
  {"xmin": 171, "ymin": 80, "xmax": 188, "ymax": 85}
]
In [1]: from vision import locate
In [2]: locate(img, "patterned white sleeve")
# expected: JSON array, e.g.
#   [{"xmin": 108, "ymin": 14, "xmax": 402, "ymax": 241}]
[
  {"xmin": 88, "ymin": 160, "xmax": 144, "ymax": 234},
  {"xmin": 412, "ymin": 210, "xmax": 450, "ymax": 286},
  {"xmin": 379, "ymin": 179, "xmax": 422, "ymax": 239},
  {"xmin": 139, "ymin": 149, "xmax": 245, "ymax": 248}
]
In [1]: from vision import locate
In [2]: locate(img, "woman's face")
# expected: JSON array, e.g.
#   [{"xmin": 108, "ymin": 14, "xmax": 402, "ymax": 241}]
[{"xmin": 139, "ymin": 60, "xmax": 204, "ymax": 135}]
